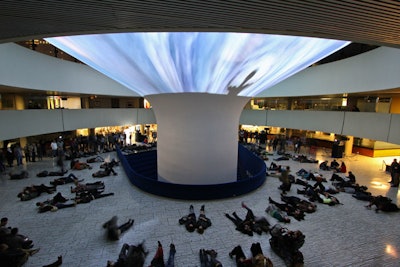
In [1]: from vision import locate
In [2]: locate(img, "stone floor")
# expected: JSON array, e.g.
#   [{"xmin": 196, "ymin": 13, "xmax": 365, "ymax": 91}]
[{"xmin": 0, "ymin": 147, "xmax": 399, "ymax": 267}]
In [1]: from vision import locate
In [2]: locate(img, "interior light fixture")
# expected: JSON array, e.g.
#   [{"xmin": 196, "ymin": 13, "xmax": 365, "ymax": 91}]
[{"xmin": 46, "ymin": 32, "xmax": 350, "ymax": 97}]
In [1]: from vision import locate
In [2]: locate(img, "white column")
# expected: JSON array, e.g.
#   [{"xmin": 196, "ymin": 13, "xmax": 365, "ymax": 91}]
[{"xmin": 147, "ymin": 93, "xmax": 250, "ymax": 185}]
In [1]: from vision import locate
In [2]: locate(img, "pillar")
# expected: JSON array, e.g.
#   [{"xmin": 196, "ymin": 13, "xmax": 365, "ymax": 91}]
[
  {"xmin": 344, "ymin": 136, "xmax": 354, "ymax": 156},
  {"xmin": 15, "ymin": 95, "xmax": 25, "ymax": 110},
  {"xmin": 147, "ymin": 93, "xmax": 250, "ymax": 185}
]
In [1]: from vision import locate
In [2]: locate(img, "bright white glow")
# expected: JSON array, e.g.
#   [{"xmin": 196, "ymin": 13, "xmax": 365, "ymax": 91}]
[{"xmin": 46, "ymin": 33, "xmax": 349, "ymax": 96}]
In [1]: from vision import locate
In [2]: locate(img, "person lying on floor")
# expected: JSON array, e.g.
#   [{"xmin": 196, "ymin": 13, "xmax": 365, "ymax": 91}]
[
  {"xmin": 50, "ymin": 173, "xmax": 83, "ymax": 186},
  {"xmin": 0, "ymin": 243, "xmax": 40, "ymax": 267},
  {"xmin": 240, "ymin": 202, "xmax": 271, "ymax": 234},
  {"xmin": 35, "ymin": 192, "xmax": 69, "ymax": 206},
  {"xmin": 103, "ymin": 216, "xmax": 134, "ymax": 241},
  {"xmin": 311, "ymin": 191, "xmax": 342, "ymax": 206},
  {"xmin": 71, "ymin": 181, "xmax": 105, "ymax": 193},
  {"xmin": 196, "ymin": 205, "xmax": 212, "ymax": 234},
  {"xmin": 9, "ymin": 171, "xmax": 29, "ymax": 180},
  {"xmin": 100, "ymin": 159, "xmax": 119, "ymax": 169},
  {"xmin": 319, "ymin": 160, "xmax": 330, "ymax": 171},
  {"xmin": 148, "ymin": 241, "xmax": 176, "ymax": 267},
  {"xmin": 92, "ymin": 165, "xmax": 117, "ymax": 178},
  {"xmin": 179, "ymin": 205, "xmax": 196, "ymax": 232},
  {"xmin": 107, "ymin": 241, "xmax": 148, "ymax": 267},
  {"xmin": 199, "ymin": 249, "xmax": 222, "ymax": 267},
  {"xmin": 280, "ymin": 195, "xmax": 317, "ymax": 213},
  {"xmin": 86, "ymin": 155, "xmax": 104, "ymax": 163},
  {"xmin": 265, "ymin": 204, "xmax": 291, "ymax": 223},
  {"xmin": 17, "ymin": 184, "xmax": 57, "ymax": 201},
  {"xmin": 295, "ymin": 168, "xmax": 327, "ymax": 182},
  {"xmin": 36, "ymin": 200, "xmax": 76, "ymax": 213},
  {"xmin": 366, "ymin": 195, "xmax": 399, "ymax": 212},
  {"xmin": 268, "ymin": 162, "xmax": 282, "ymax": 171},
  {"xmin": 70, "ymin": 159, "xmax": 92, "ymax": 170},
  {"xmin": 0, "ymin": 226, "xmax": 34, "ymax": 250},
  {"xmin": 268, "ymin": 197, "xmax": 305, "ymax": 221},
  {"xmin": 74, "ymin": 190, "xmax": 114, "ymax": 204},
  {"xmin": 292, "ymin": 154, "xmax": 318, "ymax": 163},
  {"xmin": 225, "ymin": 211, "xmax": 255, "ymax": 236},
  {"xmin": 179, "ymin": 205, "xmax": 212, "ymax": 233}
]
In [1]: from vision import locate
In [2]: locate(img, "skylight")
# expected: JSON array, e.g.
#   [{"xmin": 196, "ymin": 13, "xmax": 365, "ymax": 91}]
[{"xmin": 46, "ymin": 32, "xmax": 349, "ymax": 97}]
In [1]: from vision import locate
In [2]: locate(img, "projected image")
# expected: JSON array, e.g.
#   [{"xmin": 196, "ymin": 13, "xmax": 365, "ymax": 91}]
[{"xmin": 46, "ymin": 32, "xmax": 349, "ymax": 96}]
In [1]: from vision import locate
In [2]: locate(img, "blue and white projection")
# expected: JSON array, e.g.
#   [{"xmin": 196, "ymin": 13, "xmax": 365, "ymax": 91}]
[{"xmin": 46, "ymin": 32, "xmax": 349, "ymax": 96}]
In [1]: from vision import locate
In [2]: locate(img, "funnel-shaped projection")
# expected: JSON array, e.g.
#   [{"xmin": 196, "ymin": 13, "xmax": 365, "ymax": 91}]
[{"xmin": 46, "ymin": 32, "xmax": 349, "ymax": 96}]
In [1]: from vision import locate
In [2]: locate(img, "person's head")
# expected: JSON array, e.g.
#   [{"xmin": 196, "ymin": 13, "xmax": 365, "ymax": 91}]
[
  {"xmin": 283, "ymin": 217, "xmax": 291, "ymax": 223},
  {"xmin": 187, "ymin": 223, "xmax": 195, "ymax": 232},
  {"xmin": 197, "ymin": 225, "xmax": 204, "ymax": 234},
  {"xmin": 0, "ymin": 217, "xmax": 8, "ymax": 226},
  {"xmin": 10, "ymin": 227, "xmax": 18, "ymax": 235}
]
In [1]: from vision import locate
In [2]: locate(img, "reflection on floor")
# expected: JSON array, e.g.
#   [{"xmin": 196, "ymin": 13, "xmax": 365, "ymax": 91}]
[{"xmin": 0, "ymin": 147, "xmax": 399, "ymax": 267}]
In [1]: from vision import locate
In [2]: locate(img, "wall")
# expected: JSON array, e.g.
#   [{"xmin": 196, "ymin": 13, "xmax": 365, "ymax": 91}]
[{"xmin": 1, "ymin": 108, "xmax": 400, "ymax": 146}]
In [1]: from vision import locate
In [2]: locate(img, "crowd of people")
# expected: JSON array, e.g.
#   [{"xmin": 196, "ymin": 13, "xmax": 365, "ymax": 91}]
[{"xmin": 1, "ymin": 135, "xmax": 399, "ymax": 266}]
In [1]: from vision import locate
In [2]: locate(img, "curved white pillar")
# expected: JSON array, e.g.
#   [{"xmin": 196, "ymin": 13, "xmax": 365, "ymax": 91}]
[{"xmin": 147, "ymin": 93, "xmax": 250, "ymax": 185}]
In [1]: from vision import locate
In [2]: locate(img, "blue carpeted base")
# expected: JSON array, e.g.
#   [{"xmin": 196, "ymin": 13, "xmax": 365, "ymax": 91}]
[{"xmin": 117, "ymin": 144, "xmax": 266, "ymax": 200}]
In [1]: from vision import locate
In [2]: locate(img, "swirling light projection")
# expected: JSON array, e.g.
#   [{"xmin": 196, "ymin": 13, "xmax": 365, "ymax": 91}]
[{"xmin": 46, "ymin": 32, "xmax": 349, "ymax": 96}]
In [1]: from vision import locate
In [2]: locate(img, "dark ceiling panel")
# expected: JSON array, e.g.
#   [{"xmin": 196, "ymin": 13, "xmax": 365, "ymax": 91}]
[{"xmin": 0, "ymin": 0, "xmax": 400, "ymax": 47}]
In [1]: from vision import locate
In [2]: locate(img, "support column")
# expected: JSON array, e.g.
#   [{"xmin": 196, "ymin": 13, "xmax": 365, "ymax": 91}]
[
  {"xmin": 147, "ymin": 93, "xmax": 250, "ymax": 185},
  {"xmin": 344, "ymin": 136, "xmax": 354, "ymax": 156}
]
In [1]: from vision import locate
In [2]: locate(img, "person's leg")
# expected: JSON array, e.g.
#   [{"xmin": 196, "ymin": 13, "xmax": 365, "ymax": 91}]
[
  {"xmin": 150, "ymin": 241, "xmax": 164, "ymax": 266},
  {"xmin": 392, "ymin": 173, "xmax": 399, "ymax": 187},
  {"xmin": 118, "ymin": 219, "xmax": 134, "ymax": 234},
  {"xmin": 224, "ymin": 213, "xmax": 239, "ymax": 226},
  {"xmin": 199, "ymin": 205, "xmax": 205, "ymax": 216},
  {"xmin": 165, "ymin": 244, "xmax": 176, "ymax": 267},
  {"xmin": 207, "ymin": 250, "xmax": 222, "ymax": 267},
  {"xmin": 241, "ymin": 202, "xmax": 255, "ymax": 221},
  {"xmin": 199, "ymin": 249, "xmax": 209, "ymax": 267}
]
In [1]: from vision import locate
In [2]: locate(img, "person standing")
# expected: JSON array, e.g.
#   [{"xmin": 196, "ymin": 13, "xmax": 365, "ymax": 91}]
[
  {"xmin": 389, "ymin": 159, "xmax": 399, "ymax": 185},
  {"xmin": 50, "ymin": 140, "xmax": 58, "ymax": 158},
  {"xmin": 391, "ymin": 159, "xmax": 400, "ymax": 187},
  {"xmin": 279, "ymin": 166, "xmax": 291, "ymax": 194}
]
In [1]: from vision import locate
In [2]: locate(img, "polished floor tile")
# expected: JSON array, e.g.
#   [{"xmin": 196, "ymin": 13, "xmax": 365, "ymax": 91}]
[{"xmin": 0, "ymin": 147, "xmax": 399, "ymax": 267}]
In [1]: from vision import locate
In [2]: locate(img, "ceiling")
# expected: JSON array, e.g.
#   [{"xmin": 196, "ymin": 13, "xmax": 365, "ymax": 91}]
[
  {"xmin": 1, "ymin": 0, "xmax": 400, "ymax": 48},
  {"xmin": 1, "ymin": 0, "xmax": 400, "ymax": 97}
]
